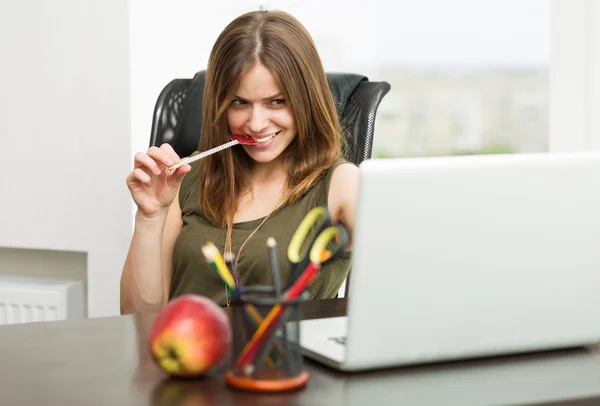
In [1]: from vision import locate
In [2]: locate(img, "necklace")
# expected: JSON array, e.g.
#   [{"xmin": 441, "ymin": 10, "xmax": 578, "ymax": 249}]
[{"xmin": 225, "ymin": 201, "xmax": 281, "ymax": 306}]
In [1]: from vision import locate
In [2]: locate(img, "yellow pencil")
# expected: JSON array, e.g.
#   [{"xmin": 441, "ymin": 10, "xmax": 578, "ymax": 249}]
[{"xmin": 201, "ymin": 241, "xmax": 280, "ymax": 368}]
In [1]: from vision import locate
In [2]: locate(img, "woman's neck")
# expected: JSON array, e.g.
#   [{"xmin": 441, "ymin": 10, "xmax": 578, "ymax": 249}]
[{"xmin": 249, "ymin": 157, "xmax": 287, "ymax": 188}]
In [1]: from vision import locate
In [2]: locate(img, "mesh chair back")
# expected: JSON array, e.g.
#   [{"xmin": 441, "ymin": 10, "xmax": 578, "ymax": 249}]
[{"xmin": 150, "ymin": 71, "xmax": 390, "ymax": 166}]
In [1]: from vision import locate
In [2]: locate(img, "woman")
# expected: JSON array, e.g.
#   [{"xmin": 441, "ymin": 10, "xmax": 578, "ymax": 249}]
[{"xmin": 120, "ymin": 10, "xmax": 359, "ymax": 314}]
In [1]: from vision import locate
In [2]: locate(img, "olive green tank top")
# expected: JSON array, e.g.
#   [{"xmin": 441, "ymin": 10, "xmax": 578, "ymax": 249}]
[{"xmin": 169, "ymin": 157, "xmax": 353, "ymax": 306}]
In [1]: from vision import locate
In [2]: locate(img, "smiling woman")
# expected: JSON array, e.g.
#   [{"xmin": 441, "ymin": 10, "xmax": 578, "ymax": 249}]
[
  {"xmin": 120, "ymin": 9, "xmax": 360, "ymax": 313},
  {"xmin": 226, "ymin": 63, "xmax": 296, "ymax": 161}
]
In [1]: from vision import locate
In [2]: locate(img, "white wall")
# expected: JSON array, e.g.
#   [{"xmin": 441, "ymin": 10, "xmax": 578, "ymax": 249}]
[{"xmin": 0, "ymin": 0, "xmax": 132, "ymax": 317}]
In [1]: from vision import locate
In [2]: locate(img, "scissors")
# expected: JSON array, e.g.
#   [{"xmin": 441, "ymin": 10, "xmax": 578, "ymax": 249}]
[
  {"xmin": 286, "ymin": 206, "xmax": 349, "ymax": 286},
  {"xmin": 233, "ymin": 206, "xmax": 350, "ymax": 372}
]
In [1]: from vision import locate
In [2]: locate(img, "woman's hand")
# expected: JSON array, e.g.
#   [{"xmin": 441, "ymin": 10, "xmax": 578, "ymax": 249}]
[{"xmin": 126, "ymin": 144, "xmax": 191, "ymax": 218}]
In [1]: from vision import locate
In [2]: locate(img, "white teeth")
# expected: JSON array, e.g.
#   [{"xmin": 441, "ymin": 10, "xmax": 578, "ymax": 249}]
[{"xmin": 251, "ymin": 133, "xmax": 277, "ymax": 143}]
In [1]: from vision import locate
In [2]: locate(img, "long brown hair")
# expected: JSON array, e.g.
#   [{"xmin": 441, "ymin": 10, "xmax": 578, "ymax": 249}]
[{"xmin": 198, "ymin": 10, "xmax": 343, "ymax": 252}]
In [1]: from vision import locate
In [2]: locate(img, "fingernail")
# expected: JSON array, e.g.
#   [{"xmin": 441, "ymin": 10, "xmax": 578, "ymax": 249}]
[
  {"xmin": 154, "ymin": 168, "xmax": 161, "ymax": 175},
  {"xmin": 166, "ymin": 159, "xmax": 173, "ymax": 166}
]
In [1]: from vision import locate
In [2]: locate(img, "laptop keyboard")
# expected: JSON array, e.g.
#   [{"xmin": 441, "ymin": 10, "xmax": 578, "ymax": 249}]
[{"xmin": 327, "ymin": 336, "xmax": 347, "ymax": 346}]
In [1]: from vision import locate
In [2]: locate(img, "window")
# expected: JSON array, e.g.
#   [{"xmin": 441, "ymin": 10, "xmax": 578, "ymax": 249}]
[{"xmin": 268, "ymin": 0, "xmax": 551, "ymax": 158}]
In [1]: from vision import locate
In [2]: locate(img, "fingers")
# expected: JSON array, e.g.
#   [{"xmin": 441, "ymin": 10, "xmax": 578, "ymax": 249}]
[
  {"xmin": 131, "ymin": 143, "xmax": 187, "ymax": 185},
  {"xmin": 146, "ymin": 143, "xmax": 183, "ymax": 170},
  {"xmin": 174, "ymin": 163, "xmax": 192, "ymax": 177},
  {"xmin": 144, "ymin": 146, "xmax": 174, "ymax": 170},
  {"xmin": 133, "ymin": 143, "xmax": 183, "ymax": 173},
  {"xmin": 126, "ymin": 168, "xmax": 153, "ymax": 188},
  {"xmin": 133, "ymin": 151, "xmax": 162, "ymax": 176},
  {"xmin": 167, "ymin": 162, "xmax": 192, "ymax": 187},
  {"xmin": 158, "ymin": 143, "xmax": 182, "ymax": 166}
]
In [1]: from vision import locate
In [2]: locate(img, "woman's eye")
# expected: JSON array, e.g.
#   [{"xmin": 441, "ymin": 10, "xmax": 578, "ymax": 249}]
[
  {"xmin": 270, "ymin": 99, "xmax": 286, "ymax": 106},
  {"xmin": 231, "ymin": 99, "xmax": 247, "ymax": 106}
]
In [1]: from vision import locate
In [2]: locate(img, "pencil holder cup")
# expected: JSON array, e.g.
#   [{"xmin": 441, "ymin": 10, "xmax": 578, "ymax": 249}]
[{"xmin": 225, "ymin": 286, "xmax": 309, "ymax": 393}]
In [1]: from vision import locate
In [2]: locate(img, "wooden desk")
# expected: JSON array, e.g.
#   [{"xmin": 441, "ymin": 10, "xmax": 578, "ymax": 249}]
[{"xmin": 0, "ymin": 298, "xmax": 599, "ymax": 406}]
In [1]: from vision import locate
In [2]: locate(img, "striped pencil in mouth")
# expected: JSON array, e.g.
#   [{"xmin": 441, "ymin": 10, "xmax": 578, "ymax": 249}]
[{"xmin": 168, "ymin": 135, "xmax": 257, "ymax": 172}]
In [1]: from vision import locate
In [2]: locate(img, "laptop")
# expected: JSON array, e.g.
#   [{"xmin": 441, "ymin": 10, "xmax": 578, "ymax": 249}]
[{"xmin": 299, "ymin": 151, "xmax": 600, "ymax": 372}]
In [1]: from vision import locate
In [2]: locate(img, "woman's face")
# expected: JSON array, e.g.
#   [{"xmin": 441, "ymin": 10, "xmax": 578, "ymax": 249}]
[{"xmin": 226, "ymin": 62, "xmax": 296, "ymax": 165}]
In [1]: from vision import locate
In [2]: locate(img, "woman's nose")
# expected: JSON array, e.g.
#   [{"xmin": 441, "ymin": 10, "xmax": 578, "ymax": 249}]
[{"xmin": 248, "ymin": 106, "xmax": 269, "ymax": 134}]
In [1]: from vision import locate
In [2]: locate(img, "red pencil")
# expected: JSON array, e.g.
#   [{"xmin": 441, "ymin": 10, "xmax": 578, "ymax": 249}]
[{"xmin": 233, "ymin": 262, "xmax": 320, "ymax": 371}]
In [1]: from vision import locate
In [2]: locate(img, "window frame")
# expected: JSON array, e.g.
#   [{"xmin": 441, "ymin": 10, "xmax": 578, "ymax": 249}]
[{"xmin": 550, "ymin": 0, "xmax": 600, "ymax": 151}]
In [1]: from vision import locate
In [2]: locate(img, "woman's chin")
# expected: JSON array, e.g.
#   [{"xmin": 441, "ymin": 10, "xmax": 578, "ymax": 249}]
[
  {"xmin": 246, "ymin": 153, "xmax": 282, "ymax": 164},
  {"xmin": 243, "ymin": 147, "xmax": 285, "ymax": 164}
]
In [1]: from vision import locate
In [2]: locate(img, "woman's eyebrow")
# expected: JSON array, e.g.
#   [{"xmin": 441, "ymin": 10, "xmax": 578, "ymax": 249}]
[
  {"xmin": 233, "ymin": 93, "xmax": 283, "ymax": 101},
  {"xmin": 262, "ymin": 93, "xmax": 283, "ymax": 100}
]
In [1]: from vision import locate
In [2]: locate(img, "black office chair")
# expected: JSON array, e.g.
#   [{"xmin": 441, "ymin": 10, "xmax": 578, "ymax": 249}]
[
  {"xmin": 149, "ymin": 70, "xmax": 391, "ymax": 296},
  {"xmin": 150, "ymin": 70, "xmax": 390, "ymax": 166}
]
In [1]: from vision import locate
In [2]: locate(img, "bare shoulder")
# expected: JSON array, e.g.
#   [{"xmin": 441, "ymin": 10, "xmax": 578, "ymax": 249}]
[
  {"xmin": 328, "ymin": 163, "xmax": 360, "ymax": 234},
  {"xmin": 330, "ymin": 163, "xmax": 360, "ymax": 192}
]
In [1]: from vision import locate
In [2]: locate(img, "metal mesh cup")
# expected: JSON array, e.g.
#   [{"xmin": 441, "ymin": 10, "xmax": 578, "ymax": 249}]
[{"xmin": 225, "ymin": 286, "xmax": 309, "ymax": 392}]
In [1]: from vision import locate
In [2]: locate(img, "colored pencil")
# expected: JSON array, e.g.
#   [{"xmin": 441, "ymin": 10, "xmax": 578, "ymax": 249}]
[
  {"xmin": 253, "ymin": 238, "xmax": 295, "ymax": 375},
  {"xmin": 201, "ymin": 242, "xmax": 280, "ymax": 368},
  {"xmin": 234, "ymin": 262, "xmax": 321, "ymax": 371}
]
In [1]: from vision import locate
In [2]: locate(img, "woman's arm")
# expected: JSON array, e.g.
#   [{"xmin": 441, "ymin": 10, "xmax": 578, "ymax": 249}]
[
  {"xmin": 328, "ymin": 163, "xmax": 360, "ymax": 249},
  {"xmin": 120, "ymin": 193, "xmax": 183, "ymax": 314}
]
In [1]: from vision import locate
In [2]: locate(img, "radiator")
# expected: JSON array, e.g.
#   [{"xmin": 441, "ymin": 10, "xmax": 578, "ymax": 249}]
[{"xmin": 0, "ymin": 276, "xmax": 85, "ymax": 325}]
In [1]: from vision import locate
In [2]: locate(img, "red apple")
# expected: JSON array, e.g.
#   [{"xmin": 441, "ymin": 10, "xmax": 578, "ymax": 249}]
[{"xmin": 149, "ymin": 294, "xmax": 232, "ymax": 377}]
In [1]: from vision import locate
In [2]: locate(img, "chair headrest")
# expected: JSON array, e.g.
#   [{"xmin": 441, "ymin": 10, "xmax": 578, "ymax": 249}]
[
  {"xmin": 326, "ymin": 72, "xmax": 368, "ymax": 115},
  {"xmin": 175, "ymin": 70, "xmax": 367, "ymax": 155}
]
